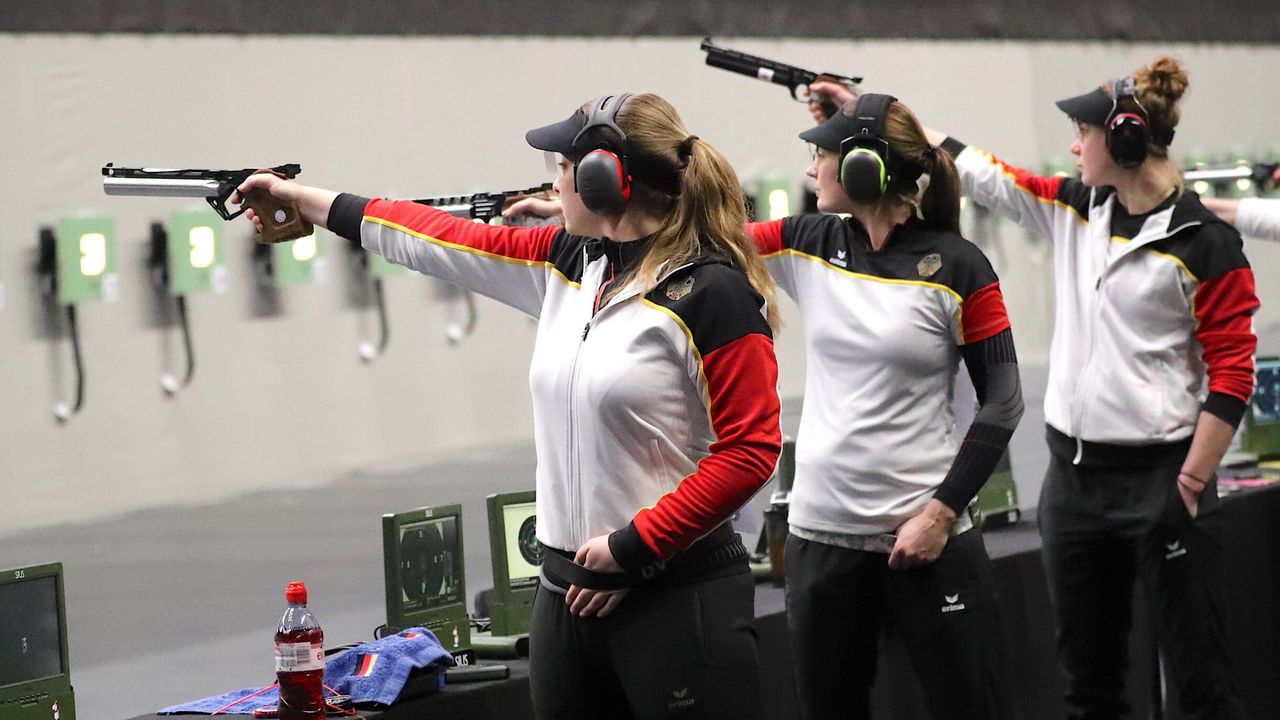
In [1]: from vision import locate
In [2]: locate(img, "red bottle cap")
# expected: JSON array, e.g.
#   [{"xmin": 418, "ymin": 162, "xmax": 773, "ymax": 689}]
[{"xmin": 285, "ymin": 581, "xmax": 308, "ymax": 604}]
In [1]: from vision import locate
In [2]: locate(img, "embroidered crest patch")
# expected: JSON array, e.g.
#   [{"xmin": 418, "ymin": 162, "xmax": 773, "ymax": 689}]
[
  {"xmin": 917, "ymin": 253, "xmax": 943, "ymax": 278},
  {"xmin": 665, "ymin": 276, "xmax": 695, "ymax": 301}
]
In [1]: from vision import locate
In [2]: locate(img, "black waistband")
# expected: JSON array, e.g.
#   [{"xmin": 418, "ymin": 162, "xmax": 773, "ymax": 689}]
[
  {"xmin": 542, "ymin": 524, "xmax": 748, "ymax": 591},
  {"xmin": 1046, "ymin": 425, "xmax": 1192, "ymax": 468}
]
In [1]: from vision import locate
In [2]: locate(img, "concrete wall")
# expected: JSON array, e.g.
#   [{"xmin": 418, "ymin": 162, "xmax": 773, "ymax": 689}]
[{"xmin": 2, "ymin": 35, "xmax": 1278, "ymax": 534}]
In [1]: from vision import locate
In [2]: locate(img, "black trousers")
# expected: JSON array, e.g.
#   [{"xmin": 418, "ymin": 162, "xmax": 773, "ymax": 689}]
[
  {"xmin": 528, "ymin": 568, "xmax": 761, "ymax": 720},
  {"xmin": 784, "ymin": 530, "xmax": 1007, "ymax": 720},
  {"xmin": 1038, "ymin": 453, "xmax": 1250, "ymax": 720}
]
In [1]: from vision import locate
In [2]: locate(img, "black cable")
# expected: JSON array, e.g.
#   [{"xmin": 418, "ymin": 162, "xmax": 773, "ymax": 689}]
[
  {"xmin": 58, "ymin": 304, "xmax": 85, "ymax": 421},
  {"xmin": 175, "ymin": 294, "xmax": 196, "ymax": 387}
]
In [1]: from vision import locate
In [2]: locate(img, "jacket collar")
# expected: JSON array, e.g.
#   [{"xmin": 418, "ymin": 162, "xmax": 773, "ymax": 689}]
[
  {"xmin": 1094, "ymin": 186, "xmax": 1218, "ymax": 239},
  {"xmin": 585, "ymin": 235, "xmax": 654, "ymax": 272}
]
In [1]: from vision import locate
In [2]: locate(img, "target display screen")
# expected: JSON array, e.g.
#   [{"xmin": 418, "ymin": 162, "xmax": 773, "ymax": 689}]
[
  {"xmin": 501, "ymin": 502, "xmax": 542, "ymax": 589},
  {"xmin": 0, "ymin": 576, "xmax": 63, "ymax": 687},
  {"xmin": 396, "ymin": 516, "xmax": 463, "ymax": 612},
  {"xmin": 1252, "ymin": 359, "xmax": 1280, "ymax": 424}
]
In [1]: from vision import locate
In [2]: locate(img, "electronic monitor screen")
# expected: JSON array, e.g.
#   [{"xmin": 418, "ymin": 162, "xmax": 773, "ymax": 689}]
[
  {"xmin": 396, "ymin": 516, "xmax": 463, "ymax": 612},
  {"xmin": 0, "ymin": 575, "xmax": 64, "ymax": 687},
  {"xmin": 1252, "ymin": 359, "xmax": 1280, "ymax": 424},
  {"xmin": 501, "ymin": 501, "xmax": 542, "ymax": 589}
]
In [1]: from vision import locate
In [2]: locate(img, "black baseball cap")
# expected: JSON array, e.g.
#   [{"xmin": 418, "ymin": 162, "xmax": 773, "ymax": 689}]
[
  {"xmin": 1055, "ymin": 87, "xmax": 1113, "ymax": 126},
  {"xmin": 525, "ymin": 108, "xmax": 588, "ymax": 157},
  {"xmin": 523, "ymin": 101, "xmax": 682, "ymax": 194},
  {"xmin": 798, "ymin": 111, "xmax": 857, "ymax": 153}
]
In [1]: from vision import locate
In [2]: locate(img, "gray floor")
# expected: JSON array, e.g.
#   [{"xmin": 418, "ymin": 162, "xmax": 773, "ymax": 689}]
[{"xmin": 0, "ymin": 367, "xmax": 1053, "ymax": 720}]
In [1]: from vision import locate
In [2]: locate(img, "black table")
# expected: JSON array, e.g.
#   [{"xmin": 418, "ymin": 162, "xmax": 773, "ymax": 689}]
[{"xmin": 135, "ymin": 483, "xmax": 1280, "ymax": 720}]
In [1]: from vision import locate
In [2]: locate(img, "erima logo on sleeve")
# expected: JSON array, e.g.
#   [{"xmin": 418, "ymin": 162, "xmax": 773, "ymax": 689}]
[{"xmin": 941, "ymin": 593, "xmax": 966, "ymax": 613}]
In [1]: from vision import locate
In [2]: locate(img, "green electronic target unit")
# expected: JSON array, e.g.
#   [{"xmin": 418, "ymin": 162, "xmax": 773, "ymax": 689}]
[
  {"xmin": 1241, "ymin": 357, "xmax": 1280, "ymax": 460},
  {"xmin": 0, "ymin": 563, "xmax": 76, "ymax": 720},
  {"xmin": 164, "ymin": 209, "xmax": 227, "ymax": 296},
  {"xmin": 382, "ymin": 505, "xmax": 472, "ymax": 663},
  {"xmin": 271, "ymin": 229, "xmax": 325, "ymax": 286},
  {"xmin": 51, "ymin": 215, "xmax": 119, "ymax": 305},
  {"xmin": 484, "ymin": 491, "xmax": 541, "ymax": 637}
]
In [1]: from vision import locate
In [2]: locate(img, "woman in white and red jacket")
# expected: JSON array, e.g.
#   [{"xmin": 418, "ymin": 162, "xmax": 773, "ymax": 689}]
[
  {"xmin": 747, "ymin": 93, "xmax": 1024, "ymax": 720},
  {"xmin": 905, "ymin": 56, "xmax": 1256, "ymax": 720},
  {"xmin": 236, "ymin": 93, "xmax": 782, "ymax": 720}
]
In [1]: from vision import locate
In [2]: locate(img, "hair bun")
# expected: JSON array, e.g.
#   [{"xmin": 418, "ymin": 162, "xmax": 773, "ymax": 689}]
[{"xmin": 1141, "ymin": 55, "xmax": 1189, "ymax": 104}]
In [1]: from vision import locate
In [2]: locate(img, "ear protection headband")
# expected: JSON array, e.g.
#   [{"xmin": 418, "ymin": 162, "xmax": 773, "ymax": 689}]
[
  {"xmin": 1105, "ymin": 76, "xmax": 1152, "ymax": 169},
  {"xmin": 571, "ymin": 93, "xmax": 633, "ymax": 216},
  {"xmin": 838, "ymin": 93, "xmax": 924, "ymax": 205}
]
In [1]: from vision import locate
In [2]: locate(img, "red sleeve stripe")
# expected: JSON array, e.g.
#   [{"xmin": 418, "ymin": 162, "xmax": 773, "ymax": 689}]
[
  {"xmin": 364, "ymin": 198, "xmax": 559, "ymax": 265},
  {"xmin": 747, "ymin": 220, "xmax": 786, "ymax": 257},
  {"xmin": 631, "ymin": 332, "xmax": 782, "ymax": 560},
  {"xmin": 1194, "ymin": 267, "xmax": 1259, "ymax": 402},
  {"xmin": 961, "ymin": 282, "xmax": 1012, "ymax": 345}
]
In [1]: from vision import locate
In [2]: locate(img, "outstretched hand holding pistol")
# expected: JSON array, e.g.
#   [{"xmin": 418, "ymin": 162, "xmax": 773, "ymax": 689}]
[
  {"xmin": 806, "ymin": 80, "xmax": 859, "ymax": 122},
  {"xmin": 233, "ymin": 174, "xmax": 339, "ymax": 233}
]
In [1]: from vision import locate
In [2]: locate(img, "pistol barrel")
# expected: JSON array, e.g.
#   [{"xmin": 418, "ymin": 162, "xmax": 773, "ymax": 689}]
[{"xmin": 103, "ymin": 177, "xmax": 223, "ymax": 198}]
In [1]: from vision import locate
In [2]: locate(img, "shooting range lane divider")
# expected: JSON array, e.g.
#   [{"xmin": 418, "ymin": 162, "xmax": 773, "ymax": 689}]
[{"xmin": 36, "ymin": 215, "xmax": 119, "ymax": 423}]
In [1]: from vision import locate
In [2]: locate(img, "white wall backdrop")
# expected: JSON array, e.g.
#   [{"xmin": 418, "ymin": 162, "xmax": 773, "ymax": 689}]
[{"xmin": 2, "ymin": 35, "xmax": 1278, "ymax": 534}]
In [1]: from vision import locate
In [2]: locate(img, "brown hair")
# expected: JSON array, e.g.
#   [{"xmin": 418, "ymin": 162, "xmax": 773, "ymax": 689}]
[
  {"xmin": 1105, "ymin": 55, "xmax": 1189, "ymax": 160},
  {"xmin": 841, "ymin": 98, "xmax": 961, "ymax": 233},
  {"xmin": 610, "ymin": 93, "xmax": 780, "ymax": 330}
]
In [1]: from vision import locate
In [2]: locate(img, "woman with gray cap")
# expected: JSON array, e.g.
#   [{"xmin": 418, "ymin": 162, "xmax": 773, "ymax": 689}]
[
  {"xmin": 746, "ymin": 93, "xmax": 1023, "ymax": 720},
  {"xmin": 234, "ymin": 92, "xmax": 781, "ymax": 719},
  {"xmin": 872, "ymin": 54, "xmax": 1256, "ymax": 720}
]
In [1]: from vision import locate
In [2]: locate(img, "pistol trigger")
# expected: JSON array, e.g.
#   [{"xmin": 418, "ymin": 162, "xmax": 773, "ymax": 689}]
[
  {"xmin": 205, "ymin": 194, "xmax": 243, "ymax": 221},
  {"xmin": 205, "ymin": 196, "xmax": 228, "ymax": 220}
]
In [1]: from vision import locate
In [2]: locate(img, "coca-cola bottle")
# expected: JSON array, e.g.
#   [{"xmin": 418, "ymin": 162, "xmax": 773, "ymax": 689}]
[{"xmin": 274, "ymin": 581, "xmax": 325, "ymax": 719}]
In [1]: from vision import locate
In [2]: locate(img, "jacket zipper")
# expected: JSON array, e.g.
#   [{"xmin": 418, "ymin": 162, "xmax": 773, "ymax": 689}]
[
  {"xmin": 1068, "ymin": 200, "xmax": 1201, "ymax": 462},
  {"xmin": 565, "ymin": 257, "xmax": 698, "ymax": 544},
  {"xmin": 565, "ymin": 329, "xmax": 586, "ymax": 546}
]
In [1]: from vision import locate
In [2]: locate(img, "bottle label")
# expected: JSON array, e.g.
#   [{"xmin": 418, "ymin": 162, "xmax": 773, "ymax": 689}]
[{"xmin": 274, "ymin": 641, "xmax": 324, "ymax": 672}]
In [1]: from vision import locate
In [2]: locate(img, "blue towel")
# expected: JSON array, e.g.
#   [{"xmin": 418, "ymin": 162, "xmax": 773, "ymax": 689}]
[{"xmin": 158, "ymin": 628, "xmax": 453, "ymax": 714}]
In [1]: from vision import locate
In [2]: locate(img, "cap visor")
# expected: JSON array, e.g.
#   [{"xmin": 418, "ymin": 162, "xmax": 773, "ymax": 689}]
[
  {"xmin": 1055, "ymin": 88, "xmax": 1112, "ymax": 125},
  {"xmin": 798, "ymin": 120, "xmax": 848, "ymax": 152},
  {"xmin": 525, "ymin": 110, "xmax": 586, "ymax": 156}
]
